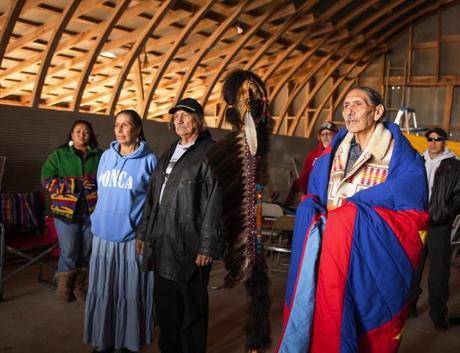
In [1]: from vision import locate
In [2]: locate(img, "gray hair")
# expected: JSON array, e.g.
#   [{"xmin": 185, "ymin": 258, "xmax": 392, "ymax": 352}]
[{"xmin": 168, "ymin": 112, "xmax": 205, "ymax": 131}]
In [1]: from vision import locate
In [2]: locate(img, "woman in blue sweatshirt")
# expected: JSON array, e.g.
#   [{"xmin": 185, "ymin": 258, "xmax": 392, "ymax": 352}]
[{"xmin": 84, "ymin": 110, "xmax": 157, "ymax": 353}]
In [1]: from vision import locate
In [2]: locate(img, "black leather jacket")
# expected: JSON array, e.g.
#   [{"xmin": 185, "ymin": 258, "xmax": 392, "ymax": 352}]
[
  {"xmin": 430, "ymin": 157, "xmax": 460, "ymax": 225},
  {"xmin": 137, "ymin": 130, "xmax": 224, "ymax": 281}
]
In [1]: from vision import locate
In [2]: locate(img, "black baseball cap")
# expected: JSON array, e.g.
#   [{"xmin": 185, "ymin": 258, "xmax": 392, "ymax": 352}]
[
  {"xmin": 319, "ymin": 121, "xmax": 337, "ymax": 133},
  {"xmin": 168, "ymin": 98, "xmax": 204, "ymax": 118},
  {"xmin": 425, "ymin": 127, "xmax": 448, "ymax": 140}
]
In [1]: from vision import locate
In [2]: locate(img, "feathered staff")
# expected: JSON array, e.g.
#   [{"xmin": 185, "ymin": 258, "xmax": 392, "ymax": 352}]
[{"xmin": 207, "ymin": 70, "xmax": 272, "ymax": 352}]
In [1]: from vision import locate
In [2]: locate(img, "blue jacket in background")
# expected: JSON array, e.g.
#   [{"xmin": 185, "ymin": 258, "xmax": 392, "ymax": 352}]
[{"xmin": 91, "ymin": 140, "xmax": 157, "ymax": 242}]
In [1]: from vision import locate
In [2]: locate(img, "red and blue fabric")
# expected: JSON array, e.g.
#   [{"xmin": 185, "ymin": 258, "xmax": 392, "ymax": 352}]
[{"xmin": 277, "ymin": 122, "xmax": 428, "ymax": 353}]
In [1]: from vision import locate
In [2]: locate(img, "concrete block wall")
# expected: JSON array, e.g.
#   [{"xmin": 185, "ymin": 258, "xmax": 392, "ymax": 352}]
[{"xmin": 0, "ymin": 104, "xmax": 314, "ymax": 203}]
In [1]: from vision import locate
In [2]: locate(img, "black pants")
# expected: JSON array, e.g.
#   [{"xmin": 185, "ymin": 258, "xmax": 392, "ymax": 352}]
[
  {"xmin": 154, "ymin": 268, "xmax": 210, "ymax": 353},
  {"xmin": 411, "ymin": 223, "xmax": 451, "ymax": 323}
]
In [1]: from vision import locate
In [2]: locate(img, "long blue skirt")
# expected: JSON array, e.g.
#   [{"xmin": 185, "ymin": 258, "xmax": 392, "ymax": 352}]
[{"xmin": 84, "ymin": 236, "xmax": 154, "ymax": 351}]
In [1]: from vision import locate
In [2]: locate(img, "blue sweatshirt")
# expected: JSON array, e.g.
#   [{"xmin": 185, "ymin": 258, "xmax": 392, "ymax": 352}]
[{"xmin": 91, "ymin": 140, "xmax": 157, "ymax": 242}]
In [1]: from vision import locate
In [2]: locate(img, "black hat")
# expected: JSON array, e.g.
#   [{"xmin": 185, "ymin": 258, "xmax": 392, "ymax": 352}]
[
  {"xmin": 168, "ymin": 98, "xmax": 204, "ymax": 118},
  {"xmin": 425, "ymin": 127, "xmax": 448, "ymax": 140},
  {"xmin": 319, "ymin": 121, "xmax": 337, "ymax": 133}
]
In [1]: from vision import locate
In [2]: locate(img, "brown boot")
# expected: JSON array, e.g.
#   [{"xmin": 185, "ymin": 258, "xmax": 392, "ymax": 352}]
[
  {"xmin": 56, "ymin": 270, "xmax": 76, "ymax": 303},
  {"xmin": 73, "ymin": 267, "xmax": 88, "ymax": 301}
]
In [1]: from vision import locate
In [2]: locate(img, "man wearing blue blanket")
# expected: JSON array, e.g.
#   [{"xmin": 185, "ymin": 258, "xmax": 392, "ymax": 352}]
[{"xmin": 277, "ymin": 87, "xmax": 428, "ymax": 353}]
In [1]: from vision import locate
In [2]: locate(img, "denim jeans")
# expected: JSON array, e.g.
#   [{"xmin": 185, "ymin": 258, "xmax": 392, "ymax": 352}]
[{"xmin": 54, "ymin": 217, "xmax": 93, "ymax": 272}]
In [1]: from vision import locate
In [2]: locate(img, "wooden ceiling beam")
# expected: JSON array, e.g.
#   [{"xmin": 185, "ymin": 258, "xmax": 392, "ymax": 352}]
[
  {"xmin": 0, "ymin": 0, "xmax": 26, "ymax": 71},
  {"xmin": 31, "ymin": 0, "xmax": 81, "ymax": 107},
  {"xmin": 365, "ymin": 1, "xmax": 425, "ymax": 39},
  {"xmin": 272, "ymin": 0, "xmax": 423, "ymax": 135},
  {"xmin": 74, "ymin": 38, "xmax": 318, "ymax": 111},
  {"xmin": 39, "ymin": 8, "xmax": 210, "ymax": 96},
  {"xmin": 213, "ymin": 0, "xmax": 321, "ymax": 126},
  {"xmin": 201, "ymin": 0, "xmax": 284, "ymax": 120},
  {"xmin": 0, "ymin": 0, "xmax": 164, "ymax": 81},
  {"xmin": 266, "ymin": 0, "xmax": 372, "ymax": 133},
  {"xmin": 7, "ymin": 0, "xmax": 298, "ymax": 103},
  {"xmin": 245, "ymin": 0, "xmax": 318, "ymax": 70},
  {"xmin": 211, "ymin": 0, "xmax": 299, "ymax": 44},
  {"xmin": 107, "ymin": 0, "xmax": 175, "ymax": 115},
  {"xmin": 173, "ymin": 0, "xmax": 250, "ymax": 104},
  {"xmin": 287, "ymin": 46, "xmax": 354, "ymax": 136},
  {"xmin": 4, "ymin": 0, "xmax": 105, "ymax": 56},
  {"xmin": 139, "ymin": 0, "xmax": 216, "ymax": 118},
  {"xmin": 274, "ymin": 41, "xmax": 345, "ymax": 134},
  {"xmin": 291, "ymin": 0, "xmax": 447, "ymax": 137},
  {"xmin": 133, "ymin": 57, "xmax": 145, "ymax": 109},
  {"xmin": 71, "ymin": 0, "xmax": 131, "ymax": 111},
  {"xmin": 261, "ymin": 0, "xmax": 352, "ymax": 82},
  {"xmin": 0, "ymin": 0, "xmax": 49, "ymax": 33}
]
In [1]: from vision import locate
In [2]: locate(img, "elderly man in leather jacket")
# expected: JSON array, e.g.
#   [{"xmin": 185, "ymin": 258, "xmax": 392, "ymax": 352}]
[
  {"xmin": 410, "ymin": 127, "xmax": 460, "ymax": 330},
  {"xmin": 136, "ymin": 98, "xmax": 223, "ymax": 353}
]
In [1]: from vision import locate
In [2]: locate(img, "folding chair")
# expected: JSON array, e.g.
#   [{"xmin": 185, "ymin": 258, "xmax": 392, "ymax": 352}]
[
  {"xmin": 261, "ymin": 202, "xmax": 284, "ymax": 242},
  {"xmin": 0, "ymin": 217, "xmax": 58, "ymax": 302},
  {"xmin": 264, "ymin": 215, "xmax": 295, "ymax": 272}
]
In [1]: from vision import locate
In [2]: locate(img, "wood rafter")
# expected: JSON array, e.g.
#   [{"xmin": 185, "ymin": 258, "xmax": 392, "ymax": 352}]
[
  {"xmin": 138, "ymin": 0, "xmax": 217, "ymax": 118},
  {"xmin": 203, "ymin": 0, "xmax": 284, "ymax": 122},
  {"xmin": 275, "ymin": 0, "xmax": 432, "ymax": 136},
  {"xmin": 0, "ymin": 0, "xmax": 26, "ymax": 71},
  {"xmin": 0, "ymin": 0, "xmax": 457, "ymax": 138},
  {"xmin": 212, "ymin": 0, "xmax": 319, "ymax": 125},
  {"xmin": 107, "ymin": 0, "xmax": 174, "ymax": 115},
  {"xmin": 71, "ymin": 0, "xmax": 131, "ymax": 110},
  {"xmin": 31, "ymin": 0, "xmax": 81, "ymax": 107},
  {"xmin": 173, "ymin": 0, "xmax": 251, "ymax": 104}
]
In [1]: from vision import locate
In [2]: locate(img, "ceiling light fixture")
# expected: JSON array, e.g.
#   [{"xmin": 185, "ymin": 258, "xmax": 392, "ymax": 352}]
[{"xmin": 100, "ymin": 51, "xmax": 117, "ymax": 59}]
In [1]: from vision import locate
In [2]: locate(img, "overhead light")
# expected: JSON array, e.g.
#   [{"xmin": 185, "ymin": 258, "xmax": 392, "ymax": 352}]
[
  {"xmin": 236, "ymin": 25, "xmax": 244, "ymax": 34},
  {"xmin": 100, "ymin": 51, "xmax": 117, "ymax": 58}
]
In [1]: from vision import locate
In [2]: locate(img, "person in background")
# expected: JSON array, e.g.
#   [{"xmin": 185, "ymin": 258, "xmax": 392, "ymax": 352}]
[
  {"xmin": 41, "ymin": 120, "xmax": 102, "ymax": 303},
  {"xmin": 136, "ymin": 98, "xmax": 223, "ymax": 353},
  {"xmin": 297, "ymin": 121, "xmax": 337, "ymax": 193},
  {"xmin": 409, "ymin": 127, "xmax": 460, "ymax": 330},
  {"xmin": 84, "ymin": 110, "xmax": 157, "ymax": 353}
]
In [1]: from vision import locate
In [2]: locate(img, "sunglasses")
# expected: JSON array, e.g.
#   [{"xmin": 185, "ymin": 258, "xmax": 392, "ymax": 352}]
[
  {"xmin": 320, "ymin": 130, "xmax": 333, "ymax": 136},
  {"xmin": 427, "ymin": 137, "xmax": 446, "ymax": 142}
]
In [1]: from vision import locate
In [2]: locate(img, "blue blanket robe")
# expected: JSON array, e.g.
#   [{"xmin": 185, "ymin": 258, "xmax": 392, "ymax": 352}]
[{"xmin": 277, "ymin": 123, "xmax": 428, "ymax": 353}]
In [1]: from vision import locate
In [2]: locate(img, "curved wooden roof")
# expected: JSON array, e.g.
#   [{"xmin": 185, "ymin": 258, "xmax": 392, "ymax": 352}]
[{"xmin": 0, "ymin": 0, "xmax": 456, "ymax": 136}]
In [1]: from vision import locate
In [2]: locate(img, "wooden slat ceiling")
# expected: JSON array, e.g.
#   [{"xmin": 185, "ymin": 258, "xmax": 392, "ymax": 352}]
[{"xmin": 0, "ymin": 0, "xmax": 457, "ymax": 136}]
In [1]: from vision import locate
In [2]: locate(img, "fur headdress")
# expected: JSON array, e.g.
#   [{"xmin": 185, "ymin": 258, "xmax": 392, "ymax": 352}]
[{"xmin": 208, "ymin": 70, "xmax": 272, "ymax": 351}]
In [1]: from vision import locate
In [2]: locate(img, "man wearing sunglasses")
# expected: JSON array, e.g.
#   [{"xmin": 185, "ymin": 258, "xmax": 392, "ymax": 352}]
[{"xmin": 410, "ymin": 127, "xmax": 460, "ymax": 330}]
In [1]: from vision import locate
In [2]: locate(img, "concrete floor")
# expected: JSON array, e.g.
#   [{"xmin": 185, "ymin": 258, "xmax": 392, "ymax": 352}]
[{"xmin": 0, "ymin": 258, "xmax": 459, "ymax": 353}]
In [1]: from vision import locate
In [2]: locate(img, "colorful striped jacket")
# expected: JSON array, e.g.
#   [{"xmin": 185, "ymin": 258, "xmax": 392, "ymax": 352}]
[{"xmin": 41, "ymin": 145, "xmax": 102, "ymax": 221}]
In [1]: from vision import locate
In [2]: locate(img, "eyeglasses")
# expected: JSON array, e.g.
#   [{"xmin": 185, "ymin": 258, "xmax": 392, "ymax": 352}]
[
  {"xmin": 427, "ymin": 137, "xmax": 446, "ymax": 142},
  {"xmin": 320, "ymin": 130, "xmax": 333, "ymax": 136}
]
